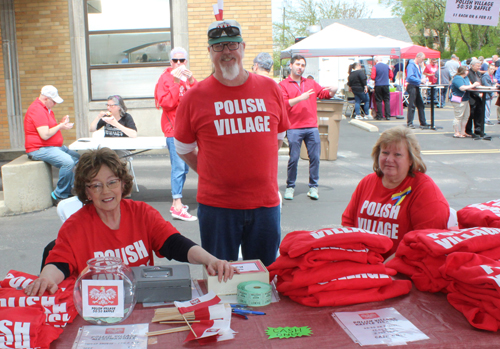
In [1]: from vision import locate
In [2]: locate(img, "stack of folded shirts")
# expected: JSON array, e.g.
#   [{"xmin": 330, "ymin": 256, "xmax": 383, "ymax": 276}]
[
  {"xmin": 440, "ymin": 252, "xmax": 500, "ymax": 331},
  {"xmin": 386, "ymin": 227, "xmax": 500, "ymax": 292},
  {"xmin": 457, "ymin": 199, "xmax": 500, "ymax": 229},
  {"xmin": 268, "ymin": 227, "xmax": 412, "ymax": 307}
]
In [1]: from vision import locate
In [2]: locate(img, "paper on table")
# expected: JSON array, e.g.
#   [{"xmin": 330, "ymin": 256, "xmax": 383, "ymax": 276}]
[
  {"xmin": 72, "ymin": 323, "xmax": 149, "ymax": 349},
  {"xmin": 332, "ymin": 307, "xmax": 429, "ymax": 346}
]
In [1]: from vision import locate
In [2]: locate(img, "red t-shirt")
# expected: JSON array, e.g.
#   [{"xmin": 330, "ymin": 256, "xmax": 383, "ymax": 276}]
[
  {"xmin": 423, "ymin": 63, "xmax": 438, "ymax": 84},
  {"xmin": 342, "ymin": 172, "xmax": 450, "ymax": 259},
  {"xmin": 154, "ymin": 67, "xmax": 197, "ymax": 137},
  {"xmin": 24, "ymin": 98, "xmax": 63, "ymax": 153},
  {"xmin": 174, "ymin": 73, "xmax": 290, "ymax": 209},
  {"xmin": 46, "ymin": 200, "xmax": 179, "ymax": 276},
  {"xmin": 279, "ymin": 76, "xmax": 331, "ymax": 129}
]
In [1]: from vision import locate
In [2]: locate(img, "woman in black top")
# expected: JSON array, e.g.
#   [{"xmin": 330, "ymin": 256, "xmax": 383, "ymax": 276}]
[
  {"xmin": 90, "ymin": 95, "xmax": 137, "ymax": 138},
  {"xmin": 347, "ymin": 63, "xmax": 371, "ymax": 119}
]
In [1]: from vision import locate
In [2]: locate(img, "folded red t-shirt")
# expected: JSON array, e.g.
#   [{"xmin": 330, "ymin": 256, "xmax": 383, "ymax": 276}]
[{"xmin": 457, "ymin": 200, "xmax": 500, "ymax": 229}]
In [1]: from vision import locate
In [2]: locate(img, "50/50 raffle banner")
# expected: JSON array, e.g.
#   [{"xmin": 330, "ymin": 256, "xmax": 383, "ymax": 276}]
[{"xmin": 445, "ymin": 0, "xmax": 500, "ymax": 26}]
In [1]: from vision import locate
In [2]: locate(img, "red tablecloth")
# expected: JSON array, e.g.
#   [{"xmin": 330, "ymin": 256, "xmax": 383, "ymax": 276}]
[
  {"xmin": 52, "ymin": 280, "xmax": 497, "ymax": 348},
  {"xmin": 371, "ymin": 91, "xmax": 403, "ymax": 116}
]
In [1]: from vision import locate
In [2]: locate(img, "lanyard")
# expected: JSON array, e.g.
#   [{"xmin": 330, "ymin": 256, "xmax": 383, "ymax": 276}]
[{"xmin": 292, "ymin": 80, "xmax": 303, "ymax": 95}]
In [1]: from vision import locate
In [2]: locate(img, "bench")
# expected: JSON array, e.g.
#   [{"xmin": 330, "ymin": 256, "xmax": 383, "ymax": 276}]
[{"xmin": 1, "ymin": 155, "xmax": 53, "ymax": 213}]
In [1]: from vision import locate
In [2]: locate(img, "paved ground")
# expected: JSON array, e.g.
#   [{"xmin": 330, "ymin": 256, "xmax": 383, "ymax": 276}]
[{"xmin": 2, "ymin": 103, "xmax": 500, "ymax": 279}]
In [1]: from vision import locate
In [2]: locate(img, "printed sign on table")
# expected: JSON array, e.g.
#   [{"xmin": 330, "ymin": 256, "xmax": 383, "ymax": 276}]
[
  {"xmin": 444, "ymin": 0, "xmax": 500, "ymax": 26},
  {"xmin": 82, "ymin": 280, "xmax": 124, "ymax": 318}
]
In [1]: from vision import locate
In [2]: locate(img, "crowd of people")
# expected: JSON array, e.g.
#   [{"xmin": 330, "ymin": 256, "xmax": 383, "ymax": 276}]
[{"xmin": 22, "ymin": 18, "xmax": 454, "ymax": 297}]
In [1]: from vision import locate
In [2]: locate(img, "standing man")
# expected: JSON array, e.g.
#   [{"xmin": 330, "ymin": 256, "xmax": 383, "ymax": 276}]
[
  {"xmin": 24, "ymin": 85, "xmax": 80, "ymax": 206},
  {"xmin": 154, "ymin": 47, "xmax": 197, "ymax": 221},
  {"xmin": 252, "ymin": 52, "xmax": 274, "ymax": 78},
  {"xmin": 279, "ymin": 55, "xmax": 337, "ymax": 201},
  {"xmin": 174, "ymin": 19, "xmax": 289, "ymax": 266},
  {"xmin": 466, "ymin": 59, "xmax": 484, "ymax": 137},
  {"xmin": 445, "ymin": 54, "xmax": 460, "ymax": 78},
  {"xmin": 370, "ymin": 57, "xmax": 393, "ymax": 120},
  {"xmin": 406, "ymin": 52, "xmax": 428, "ymax": 129},
  {"xmin": 479, "ymin": 56, "xmax": 489, "ymax": 74},
  {"xmin": 435, "ymin": 61, "xmax": 451, "ymax": 107}
]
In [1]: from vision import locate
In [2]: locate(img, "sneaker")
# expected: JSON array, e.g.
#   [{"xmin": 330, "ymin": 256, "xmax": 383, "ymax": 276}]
[
  {"xmin": 171, "ymin": 208, "xmax": 197, "ymax": 221},
  {"xmin": 364, "ymin": 115, "xmax": 373, "ymax": 120},
  {"xmin": 284, "ymin": 187, "xmax": 294, "ymax": 200},
  {"xmin": 170, "ymin": 204, "xmax": 189, "ymax": 213},
  {"xmin": 51, "ymin": 191, "xmax": 63, "ymax": 207},
  {"xmin": 407, "ymin": 123, "xmax": 415, "ymax": 129},
  {"xmin": 307, "ymin": 187, "xmax": 319, "ymax": 200},
  {"xmin": 486, "ymin": 121, "xmax": 494, "ymax": 126},
  {"xmin": 396, "ymin": 116, "xmax": 404, "ymax": 119},
  {"xmin": 355, "ymin": 115, "xmax": 363, "ymax": 120}
]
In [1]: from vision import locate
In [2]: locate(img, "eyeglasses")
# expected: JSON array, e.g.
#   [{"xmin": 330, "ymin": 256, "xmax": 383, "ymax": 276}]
[
  {"xmin": 211, "ymin": 42, "xmax": 240, "ymax": 52},
  {"xmin": 86, "ymin": 179, "xmax": 121, "ymax": 194},
  {"xmin": 172, "ymin": 58, "xmax": 186, "ymax": 63},
  {"xmin": 105, "ymin": 104, "xmax": 118, "ymax": 107},
  {"xmin": 208, "ymin": 26, "xmax": 241, "ymax": 39}
]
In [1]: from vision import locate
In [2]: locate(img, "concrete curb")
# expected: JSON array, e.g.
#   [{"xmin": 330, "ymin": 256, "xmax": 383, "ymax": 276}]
[{"xmin": 349, "ymin": 119, "xmax": 379, "ymax": 133}]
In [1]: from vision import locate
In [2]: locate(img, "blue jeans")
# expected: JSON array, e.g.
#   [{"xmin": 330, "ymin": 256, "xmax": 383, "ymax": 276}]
[
  {"xmin": 28, "ymin": 146, "xmax": 80, "ymax": 199},
  {"xmin": 166, "ymin": 137, "xmax": 189, "ymax": 199},
  {"xmin": 286, "ymin": 128, "xmax": 320, "ymax": 188},
  {"xmin": 353, "ymin": 91, "xmax": 370, "ymax": 116},
  {"xmin": 198, "ymin": 203, "xmax": 280, "ymax": 266},
  {"xmin": 440, "ymin": 86, "xmax": 448, "ymax": 107}
]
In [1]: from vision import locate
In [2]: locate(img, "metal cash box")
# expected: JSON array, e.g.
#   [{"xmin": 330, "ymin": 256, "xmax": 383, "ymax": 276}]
[{"xmin": 131, "ymin": 265, "xmax": 191, "ymax": 303}]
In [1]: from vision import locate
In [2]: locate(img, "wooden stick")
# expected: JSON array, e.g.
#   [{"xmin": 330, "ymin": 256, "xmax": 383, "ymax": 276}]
[
  {"xmin": 146, "ymin": 326, "xmax": 191, "ymax": 337},
  {"xmin": 181, "ymin": 312, "xmax": 198, "ymax": 338},
  {"xmin": 159, "ymin": 320, "xmax": 200, "ymax": 324}
]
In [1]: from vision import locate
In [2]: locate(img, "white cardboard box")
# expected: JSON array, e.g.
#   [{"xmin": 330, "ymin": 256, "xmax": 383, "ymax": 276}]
[{"xmin": 203, "ymin": 260, "xmax": 269, "ymax": 296}]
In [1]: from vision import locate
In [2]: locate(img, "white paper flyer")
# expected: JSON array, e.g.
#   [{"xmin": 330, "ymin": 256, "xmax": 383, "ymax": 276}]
[
  {"xmin": 82, "ymin": 279, "xmax": 124, "ymax": 318},
  {"xmin": 72, "ymin": 324, "xmax": 148, "ymax": 349},
  {"xmin": 332, "ymin": 307, "xmax": 429, "ymax": 346}
]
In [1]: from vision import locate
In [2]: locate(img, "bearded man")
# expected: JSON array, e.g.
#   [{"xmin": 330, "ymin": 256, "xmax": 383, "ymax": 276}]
[{"xmin": 173, "ymin": 19, "xmax": 290, "ymax": 266}]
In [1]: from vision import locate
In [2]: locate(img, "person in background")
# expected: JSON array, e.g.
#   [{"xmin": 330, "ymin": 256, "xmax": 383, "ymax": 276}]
[
  {"xmin": 479, "ymin": 56, "xmax": 489, "ymax": 74},
  {"xmin": 154, "ymin": 47, "xmax": 198, "ymax": 222},
  {"xmin": 445, "ymin": 54, "xmax": 460, "ymax": 78},
  {"xmin": 423, "ymin": 58, "xmax": 439, "ymax": 104},
  {"xmin": 370, "ymin": 57, "xmax": 393, "ymax": 120},
  {"xmin": 342, "ymin": 126, "xmax": 449, "ymax": 260},
  {"xmin": 392, "ymin": 61, "xmax": 404, "ymax": 82},
  {"xmin": 174, "ymin": 19, "xmax": 289, "ymax": 266},
  {"xmin": 26, "ymin": 148, "xmax": 236, "ymax": 296},
  {"xmin": 435, "ymin": 61, "xmax": 451, "ymax": 107},
  {"xmin": 347, "ymin": 62, "xmax": 371, "ymax": 120},
  {"xmin": 481, "ymin": 64, "xmax": 497, "ymax": 126},
  {"xmin": 252, "ymin": 52, "xmax": 274, "ymax": 78},
  {"xmin": 406, "ymin": 53, "xmax": 428, "ymax": 129},
  {"xmin": 24, "ymin": 85, "xmax": 80, "ymax": 206},
  {"xmin": 90, "ymin": 95, "xmax": 137, "ymax": 138},
  {"xmin": 280, "ymin": 55, "xmax": 337, "ymax": 201},
  {"xmin": 450, "ymin": 66, "xmax": 480, "ymax": 138},
  {"xmin": 466, "ymin": 59, "xmax": 484, "ymax": 137}
]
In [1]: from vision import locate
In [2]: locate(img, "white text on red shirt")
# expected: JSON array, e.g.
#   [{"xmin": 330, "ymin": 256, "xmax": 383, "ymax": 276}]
[{"xmin": 93, "ymin": 240, "xmax": 149, "ymax": 265}]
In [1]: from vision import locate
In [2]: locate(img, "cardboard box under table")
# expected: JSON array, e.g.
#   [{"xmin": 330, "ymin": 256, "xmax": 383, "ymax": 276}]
[
  {"xmin": 204, "ymin": 259, "xmax": 269, "ymax": 296},
  {"xmin": 300, "ymin": 99, "xmax": 343, "ymax": 161},
  {"xmin": 131, "ymin": 265, "xmax": 191, "ymax": 303}
]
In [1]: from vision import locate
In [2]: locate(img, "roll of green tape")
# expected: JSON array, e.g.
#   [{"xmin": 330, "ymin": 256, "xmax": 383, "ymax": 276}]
[{"xmin": 237, "ymin": 281, "xmax": 272, "ymax": 307}]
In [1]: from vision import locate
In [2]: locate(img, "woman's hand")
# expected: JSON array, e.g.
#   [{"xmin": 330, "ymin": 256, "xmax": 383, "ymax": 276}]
[
  {"xmin": 206, "ymin": 258, "xmax": 238, "ymax": 282},
  {"xmin": 24, "ymin": 277, "xmax": 59, "ymax": 296}
]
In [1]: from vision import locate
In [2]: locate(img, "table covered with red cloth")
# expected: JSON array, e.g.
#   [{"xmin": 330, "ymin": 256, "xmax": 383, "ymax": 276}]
[
  {"xmin": 371, "ymin": 91, "xmax": 403, "ymax": 117},
  {"xmin": 52, "ymin": 279, "xmax": 497, "ymax": 349}
]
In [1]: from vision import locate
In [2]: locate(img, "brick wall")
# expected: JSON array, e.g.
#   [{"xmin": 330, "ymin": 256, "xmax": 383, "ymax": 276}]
[
  {"xmin": 0, "ymin": 31, "xmax": 9, "ymax": 150},
  {"xmin": 14, "ymin": 0, "xmax": 76, "ymax": 145},
  {"xmin": 187, "ymin": 0, "xmax": 273, "ymax": 80}
]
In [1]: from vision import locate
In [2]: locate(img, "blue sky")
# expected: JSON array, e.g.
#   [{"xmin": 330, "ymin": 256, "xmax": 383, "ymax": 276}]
[{"xmin": 271, "ymin": 0, "xmax": 395, "ymax": 22}]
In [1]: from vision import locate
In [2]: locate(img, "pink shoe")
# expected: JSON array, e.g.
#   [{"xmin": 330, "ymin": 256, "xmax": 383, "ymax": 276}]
[
  {"xmin": 170, "ymin": 204, "xmax": 188, "ymax": 213},
  {"xmin": 171, "ymin": 208, "xmax": 197, "ymax": 222}
]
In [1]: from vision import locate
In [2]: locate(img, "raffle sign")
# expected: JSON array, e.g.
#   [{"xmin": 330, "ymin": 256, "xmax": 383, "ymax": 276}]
[
  {"xmin": 82, "ymin": 280, "xmax": 124, "ymax": 318},
  {"xmin": 444, "ymin": 0, "xmax": 500, "ymax": 26}
]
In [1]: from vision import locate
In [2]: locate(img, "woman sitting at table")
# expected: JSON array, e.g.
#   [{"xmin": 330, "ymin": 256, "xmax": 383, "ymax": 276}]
[
  {"xmin": 90, "ymin": 95, "xmax": 137, "ymax": 138},
  {"xmin": 341, "ymin": 126, "xmax": 450, "ymax": 261},
  {"xmin": 450, "ymin": 66, "xmax": 480, "ymax": 138},
  {"xmin": 347, "ymin": 62, "xmax": 371, "ymax": 120},
  {"xmin": 26, "ymin": 147, "xmax": 236, "ymax": 296}
]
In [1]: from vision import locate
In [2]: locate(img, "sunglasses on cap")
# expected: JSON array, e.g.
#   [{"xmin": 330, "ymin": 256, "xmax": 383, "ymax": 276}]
[
  {"xmin": 172, "ymin": 58, "xmax": 186, "ymax": 63},
  {"xmin": 208, "ymin": 26, "xmax": 241, "ymax": 39}
]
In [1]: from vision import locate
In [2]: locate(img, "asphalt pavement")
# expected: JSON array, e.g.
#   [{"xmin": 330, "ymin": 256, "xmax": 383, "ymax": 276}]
[{"xmin": 2, "ymin": 103, "xmax": 500, "ymax": 279}]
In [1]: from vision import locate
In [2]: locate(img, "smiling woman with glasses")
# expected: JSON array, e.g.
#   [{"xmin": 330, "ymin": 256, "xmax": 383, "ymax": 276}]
[
  {"xmin": 90, "ymin": 95, "xmax": 137, "ymax": 138},
  {"xmin": 25, "ymin": 147, "xmax": 238, "ymax": 297}
]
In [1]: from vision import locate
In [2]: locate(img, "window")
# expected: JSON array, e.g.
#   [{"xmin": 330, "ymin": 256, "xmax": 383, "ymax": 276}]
[{"xmin": 86, "ymin": 0, "xmax": 171, "ymax": 100}]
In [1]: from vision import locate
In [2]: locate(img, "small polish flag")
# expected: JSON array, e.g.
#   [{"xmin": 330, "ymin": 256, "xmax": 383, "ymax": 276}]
[
  {"xmin": 194, "ymin": 303, "xmax": 231, "ymax": 321},
  {"xmin": 213, "ymin": 0, "xmax": 223, "ymax": 20},
  {"xmin": 174, "ymin": 291, "xmax": 221, "ymax": 315},
  {"xmin": 184, "ymin": 320, "xmax": 231, "ymax": 343}
]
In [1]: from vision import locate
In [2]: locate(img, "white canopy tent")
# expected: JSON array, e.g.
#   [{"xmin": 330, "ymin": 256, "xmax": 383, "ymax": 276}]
[{"xmin": 280, "ymin": 23, "xmax": 403, "ymax": 59}]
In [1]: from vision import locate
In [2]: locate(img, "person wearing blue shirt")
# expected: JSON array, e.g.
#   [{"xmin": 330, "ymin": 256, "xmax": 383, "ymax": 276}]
[{"xmin": 406, "ymin": 53, "xmax": 428, "ymax": 128}]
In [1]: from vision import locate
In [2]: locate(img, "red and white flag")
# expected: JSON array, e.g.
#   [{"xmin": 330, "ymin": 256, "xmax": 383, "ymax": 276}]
[
  {"xmin": 174, "ymin": 291, "xmax": 221, "ymax": 315},
  {"xmin": 184, "ymin": 319, "xmax": 232, "ymax": 343},
  {"xmin": 213, "ymin": 0, "xmax": 223, "ymax": 20},
  {"xmin": 194, "ymin": 303, "xmax": 231, "ymax": 321}
]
